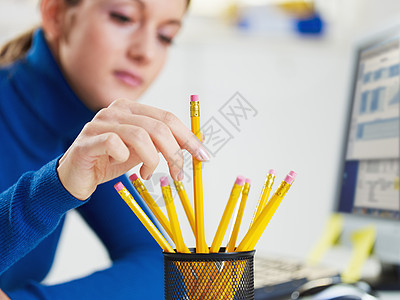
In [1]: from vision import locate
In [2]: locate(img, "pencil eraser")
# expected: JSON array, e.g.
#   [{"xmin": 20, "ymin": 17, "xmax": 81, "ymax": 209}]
[
  {"xmin": 160, "ymin": 176, "xmax": 170, "ymax": 187},
  {"xmin": 245, "ymin": 178, "xmax": 251, "ymax": 184},
  {"xmin": 235, "ymin": 175, "xmax": 245, "ymax": 186},
  {"xmin": 289, "ymin": 171, "xmax": 297, "ymax": 179},
  {"xmin": 190, "ymin": 95, "xmax": 199, "ymax": 102},
  {"xmin": 129, "ymin": 173, "xmax": 139, "ymax": 182},
  {"xmin": 284, "ymin": 174, "xmax": 295, "ymax": 185},
  {"xmin": 268, "ymin": 169, "xmax": 276, "ymax": 175},
  {"xmin": 114, "ymin": 182, "xmax": 125, "ymax": 192}
]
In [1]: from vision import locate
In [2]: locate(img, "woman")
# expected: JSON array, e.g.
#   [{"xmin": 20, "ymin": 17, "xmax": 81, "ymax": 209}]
[{"xmin": 0, "ymin": 0, "xmax": 209, "ymax": 298}]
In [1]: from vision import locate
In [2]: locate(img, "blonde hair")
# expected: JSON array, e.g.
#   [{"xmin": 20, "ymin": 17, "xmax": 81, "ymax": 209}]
[
  {"xmin": 0, "ymin": 0, "xmax": 189, "ymax": 66},
  {"xmin": 0, "ymin": 27, "xmax": 39, "ymax": 65}
]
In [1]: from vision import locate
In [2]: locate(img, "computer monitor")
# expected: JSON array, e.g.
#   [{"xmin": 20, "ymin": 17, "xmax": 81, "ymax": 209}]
[{"xmin": 335, "ymin": 25, "xmax": 400, "ymax": 272}]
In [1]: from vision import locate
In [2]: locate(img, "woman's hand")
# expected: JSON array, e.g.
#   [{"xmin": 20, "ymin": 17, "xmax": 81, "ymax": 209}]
[
  {"xmin": 0, "ymin": 289, "xmax": 10, "ymax": 300},
  {"xmin": 57, "ymin": 99, "xmax": 209, "ymax": 200}
]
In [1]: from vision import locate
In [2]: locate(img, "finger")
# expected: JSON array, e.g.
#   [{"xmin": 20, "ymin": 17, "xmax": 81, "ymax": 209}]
[
  {"xmin": 82, "ymin": 132, "xmax": 130, "ymax": 164},
  {"xmin": 104, "ymin": 112, "xmax": 184, "ymax": 181},
  {"xmin": 107, "ymin": 123, "xmax": 160, "ymax": 180},
  {"xmin": 84, "ymin": 120, "xmax": 161, "ymax": 180},
  {"xmin": 112, "ymin": 100, "xmax": 210, "ymax": 162},
  {"xmin": 57, "ymin": 133, "xmax": 131, "ymax": 200},
  {"xmin": 0, "ymin": 289, "xmax": 10, "ymax": 300}
]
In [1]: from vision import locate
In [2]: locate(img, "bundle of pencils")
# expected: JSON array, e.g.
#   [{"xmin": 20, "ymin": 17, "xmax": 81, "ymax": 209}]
[{"xmin": 114, "ymin": 95, "xmax": 297, "ymax": 298}]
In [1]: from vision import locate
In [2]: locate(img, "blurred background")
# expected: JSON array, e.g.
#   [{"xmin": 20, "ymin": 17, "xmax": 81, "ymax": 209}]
[{"xmin": 2, "ymin": 0, "xmax": 400, "ymax": 285}]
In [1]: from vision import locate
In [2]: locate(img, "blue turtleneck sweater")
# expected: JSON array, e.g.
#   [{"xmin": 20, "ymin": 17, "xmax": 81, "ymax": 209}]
[{"xmin": 0, "ymin": 29, "xmax": 164, "ymax": 299}]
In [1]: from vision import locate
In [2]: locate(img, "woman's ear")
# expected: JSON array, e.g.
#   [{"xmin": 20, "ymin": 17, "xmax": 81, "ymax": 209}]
[{"xmin": 40, "ymin": 0, "xmax": 66, "ymax": 41}]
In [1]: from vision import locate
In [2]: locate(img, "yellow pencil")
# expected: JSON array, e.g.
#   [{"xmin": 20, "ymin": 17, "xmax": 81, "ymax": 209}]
[
  {"xmin": 226, "ymin": 178, "xmax": 251, "ymax": 252},
  {"xmin": 236, "ymin": 171, "xmax": 297, "ymax": 252},
  {"xmin": 210, "ymin": 176, "xmax": 245, "ymax": 253},
  {"xmin": 160, "ymin": 177, "xmax": 190, "ymax": 253},
  {"xmin": 190, "ymin": 95, "xmax": 209, "ymax": 253},
  {"xmin": 249, "ymin": 169, "xmax": 275, "ymax": 228},
  {"xmin": 114, "ymin": 182, "xmax": 175, "ymax": 253},
  {"xmin": 129, "ymin": 173, "xmax": 175, "ymax": 244},
  {"xmin": 174, "ymin": 181, "xmax": 196, "ymax": 236}
]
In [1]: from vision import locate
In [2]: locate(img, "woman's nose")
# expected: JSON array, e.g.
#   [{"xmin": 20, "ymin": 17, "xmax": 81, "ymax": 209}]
[{"xmin": 127, "ymin": 26, "xmax": 156, "ymax": 65}]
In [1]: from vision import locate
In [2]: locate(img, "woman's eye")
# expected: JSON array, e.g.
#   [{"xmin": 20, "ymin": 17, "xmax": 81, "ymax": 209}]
[
  {"xmin": 110, "ymin": 12, "xmax": 132, "ymax": 24},
  {"xmin": 159, "ymin": 35, "xmax": 173, "ymax": 45}
]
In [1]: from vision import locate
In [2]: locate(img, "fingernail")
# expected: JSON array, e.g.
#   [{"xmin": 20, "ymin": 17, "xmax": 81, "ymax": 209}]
[
  {"xmin": 178, "ymin": 170, "xmax": 184, "ymax": 181},
  {"xmin": 197, "ymin": 148, "xmax": 210, "ymax": 161}
]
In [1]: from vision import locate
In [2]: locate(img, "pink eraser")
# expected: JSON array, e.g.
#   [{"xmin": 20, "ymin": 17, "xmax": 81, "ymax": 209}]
[
  {"xmin": 190, "ymin": 95, "xmax": 199, "ymax": 102},
  {"xmin": 245, "ymin": 178, "xmax": 251, "ymax": 184},
  {"xmin": 289, "ymin": 171, "xmax": 297, "ymax": 179},
  {"xmin": 284, "ymin": 174, "xmax": 295, "ymax": 185},
  {"xmin": 114, "ymin": 182, "xmax": 125, "ymax": 192},
  {"xmin": 160, "ymin": 176, "xmax": 170, "ymax": 187},
  {"xmin": 268, "ymin": 169, "xmax": 276, "ymax": 175},
  {"xmin": 235, "ymin": 175, "xmax": 245, "ymax": 186},
  {"xmin": 129, "ymin": 173, "xmax": 139, "ymax": 182}
]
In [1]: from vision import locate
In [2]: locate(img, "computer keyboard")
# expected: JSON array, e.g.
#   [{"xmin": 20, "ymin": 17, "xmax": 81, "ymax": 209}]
[{"xmin": 254, "ymin": 256, "xmax": 340, "ymax": 300}]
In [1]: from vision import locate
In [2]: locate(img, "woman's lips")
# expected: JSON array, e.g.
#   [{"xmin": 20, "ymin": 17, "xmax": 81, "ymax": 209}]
[{"xmin": 114, "ymin": 70, "xmax": 143, "ymax": 87}]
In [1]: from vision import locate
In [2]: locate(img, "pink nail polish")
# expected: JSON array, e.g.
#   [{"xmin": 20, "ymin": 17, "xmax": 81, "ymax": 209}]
[{"xmin": 198, "ymin": 148, "xmax": 210, "ymax": 161}]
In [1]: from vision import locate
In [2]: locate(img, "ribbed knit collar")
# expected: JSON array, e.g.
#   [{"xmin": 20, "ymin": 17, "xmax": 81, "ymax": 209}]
[{"xmin": 10, "ymin": 28, "xmax": 95, "ymax": 142}]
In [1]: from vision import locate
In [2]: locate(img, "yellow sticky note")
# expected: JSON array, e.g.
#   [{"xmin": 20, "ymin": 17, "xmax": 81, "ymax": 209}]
[
  {"xmin": 341, "ymin": 225, "xmax": 376, "ymax": 283},
  {"xmin": 307, "ymin": 213, "xmax": 343, "ymax": 265},
  {"xmin": 394, "ymin": 176, "xmax": 399, "ymax": 190}
]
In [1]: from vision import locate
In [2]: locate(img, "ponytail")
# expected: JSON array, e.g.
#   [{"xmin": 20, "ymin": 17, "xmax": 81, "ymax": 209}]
[
  {"xmin": 0, "ymin": 26, "xmax": 39, "ymax": 66},
  {"xmin": 0, "ymin": 0, "xmax": 81, "ymax": 66}
]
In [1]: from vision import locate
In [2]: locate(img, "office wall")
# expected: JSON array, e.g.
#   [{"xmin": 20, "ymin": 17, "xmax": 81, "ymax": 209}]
[{"xmin": 1, "ymin": 0, "xmax": 400, "ymax": 285}]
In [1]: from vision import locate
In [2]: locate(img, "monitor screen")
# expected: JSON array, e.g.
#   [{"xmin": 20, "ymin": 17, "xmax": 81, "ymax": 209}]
[{"xmin": 337, "ymin": 35, "xmax": 400, "ymax": 220}]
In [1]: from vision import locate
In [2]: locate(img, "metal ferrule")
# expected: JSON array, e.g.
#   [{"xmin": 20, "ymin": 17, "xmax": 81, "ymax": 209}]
[
  {"xmin": 174, "ymin": 181, "xmax": 184, "ymax": 192},
  {"xmin": 161, "ymin": 185, "xmax": 173, "ymax": 205},
  {"xmin": 119, "ymin": 188, "xmax": 130, "ymax": 199},
  {"xmin": 275, "ymin": 181, "xmax": 291, "ymax": 198},
  {"xmin": 264, "ymin": 174, "xmax": 275, "ymax": 189},
  {"xmin": 132, "ymin": 179, "xmax": 146, "ymax": 193},
  {"xmin": 190, "ymin": 101, "xmax": 200, "ymax": 117},
  {"xmin": 242, "ymin": 183, "xmax": 251, "ymax": 195}
]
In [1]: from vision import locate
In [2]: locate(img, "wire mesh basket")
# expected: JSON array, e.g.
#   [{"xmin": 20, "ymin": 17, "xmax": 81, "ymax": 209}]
[{"xmin": 164, "ymin": 248, "xmax": 255, "ymax": 300}]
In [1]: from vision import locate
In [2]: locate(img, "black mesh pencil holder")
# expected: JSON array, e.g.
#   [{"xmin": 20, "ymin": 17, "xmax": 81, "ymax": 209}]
[{"xmin": 164, "ymin": 248, "xmax": 255, "ymax": 300}]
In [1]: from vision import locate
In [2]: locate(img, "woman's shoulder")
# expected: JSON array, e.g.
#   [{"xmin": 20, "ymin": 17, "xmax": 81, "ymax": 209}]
[
  {"xmin": 0, "ymin": 64, "xmax": 11, "ymax": 91},
  {"xmin": 0, "ymin": 61, "xmax": 17, "ymax": 90},
  {"xmin": 0, "ymin": 59, "xmax": 19, "ymax": 79},
  {"xmin": 0, "ymin": 59, "xmax": 26, "ymax": 104}
]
